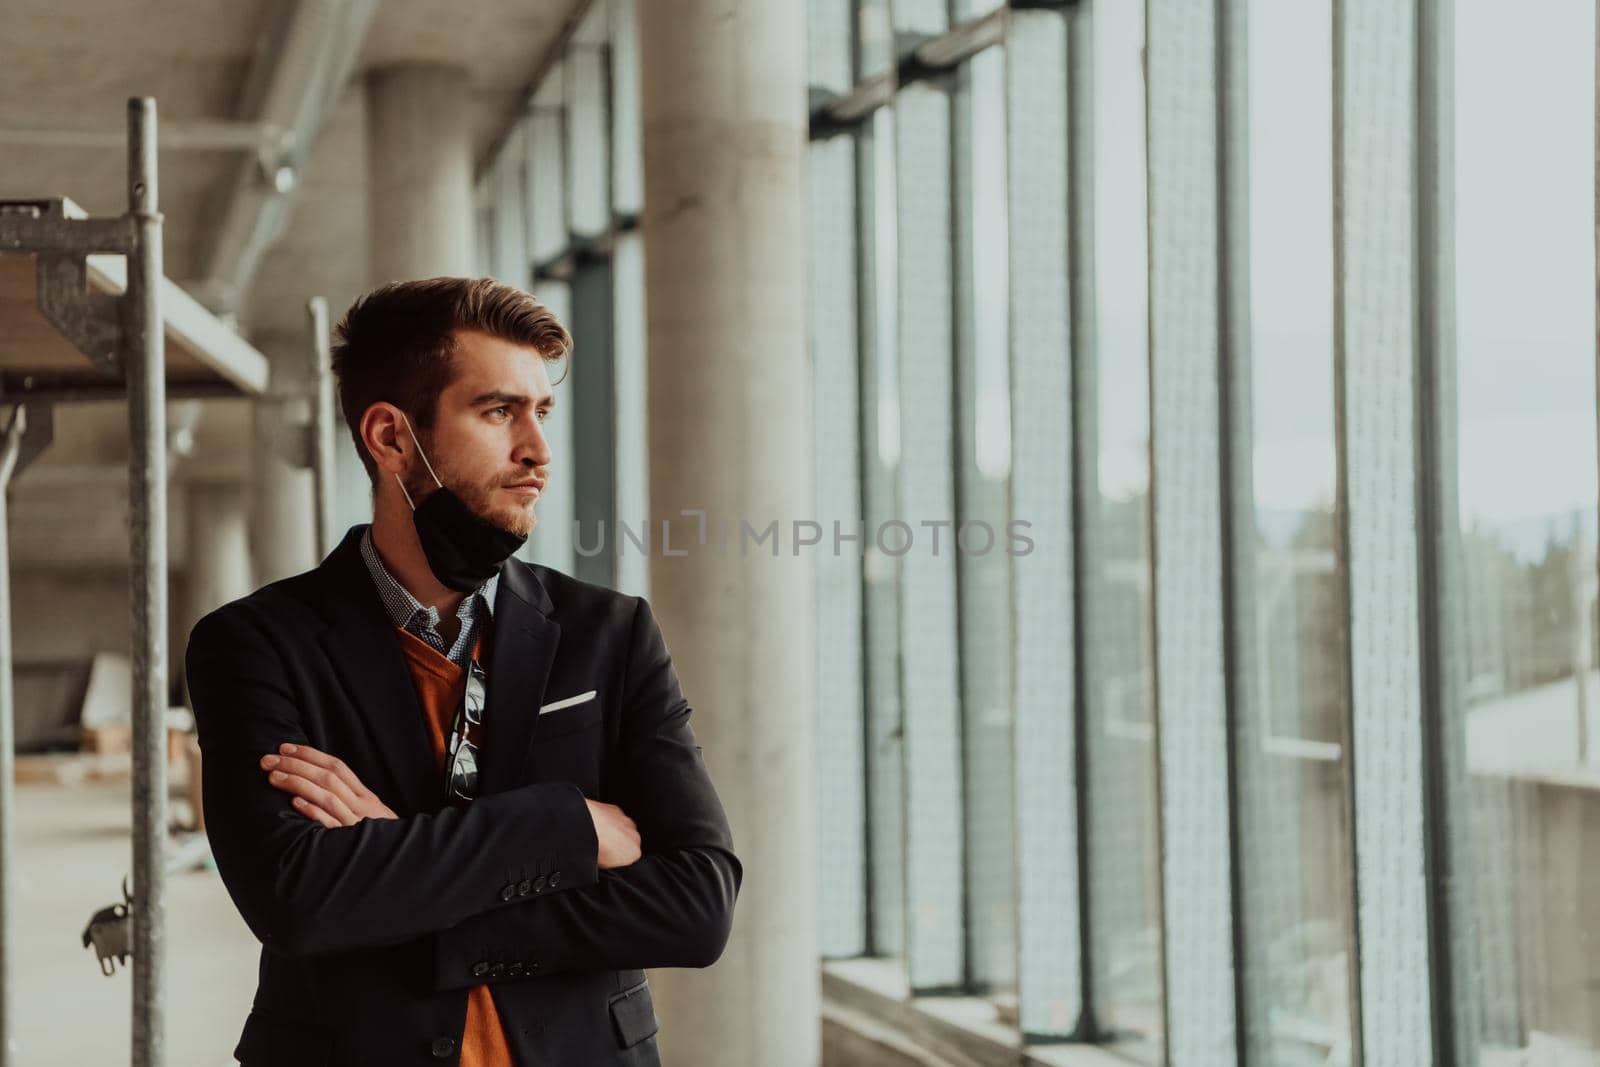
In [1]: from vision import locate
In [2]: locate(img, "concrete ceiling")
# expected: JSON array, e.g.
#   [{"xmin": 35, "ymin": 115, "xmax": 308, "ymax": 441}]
[
  {"xmin": 2, "ymin": 0, "xmax": 575, "ymax": 306},
  {"xmin": 1, "ymin": 0, "xmax": 578, "ymax": 566},
  {"xmin": 365, "ymin": 0, "xmax": 573, "ymax": 160},
  {"xmin": 0, "ymin": 0, "xmax": 275, "ymax": 281}
]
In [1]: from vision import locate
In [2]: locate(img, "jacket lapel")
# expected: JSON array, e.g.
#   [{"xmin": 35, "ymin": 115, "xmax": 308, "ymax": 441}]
[
  {"xmin": 310, "ymin": 527, "xmax": 562, "ymax": 810},
  {"xmin": 477, "ymin": 556, "xmax": 561, "ymax": 796},
  {"xmin": 312, "ymin": 526, "xmax": 438, "ymax": 816}
]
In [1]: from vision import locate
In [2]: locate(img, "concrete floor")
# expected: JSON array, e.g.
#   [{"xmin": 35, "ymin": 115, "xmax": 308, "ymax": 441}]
[{"xmin": 10, "ymin": 759, "xmax": 258, "ymax": 1065}]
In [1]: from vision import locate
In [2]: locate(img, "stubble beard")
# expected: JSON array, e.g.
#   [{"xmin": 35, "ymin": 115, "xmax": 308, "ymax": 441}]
[{"xmin": 404, "ymin": 464, "xmax": 539, "ymax": 540}]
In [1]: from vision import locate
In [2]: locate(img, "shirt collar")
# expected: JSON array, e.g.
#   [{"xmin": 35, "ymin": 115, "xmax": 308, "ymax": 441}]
[{"xmin": 358, "ymin": 525, "xmax": 499, "ymax": 630}]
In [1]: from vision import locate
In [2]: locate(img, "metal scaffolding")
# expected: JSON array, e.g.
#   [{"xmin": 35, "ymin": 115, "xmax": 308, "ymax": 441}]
[
  {"xmin": 307, "ymin": 296, "xmax": 338, "ymax": 561},
  {"xmin": 0, "ymin": 97, "xmax": 274, "ymax": 1067}
]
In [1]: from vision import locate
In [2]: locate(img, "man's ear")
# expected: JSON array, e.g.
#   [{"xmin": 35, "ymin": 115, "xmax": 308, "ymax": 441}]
[{"xmin": 361, "ymin": 403, "xmax": 409, "ymax": 476}]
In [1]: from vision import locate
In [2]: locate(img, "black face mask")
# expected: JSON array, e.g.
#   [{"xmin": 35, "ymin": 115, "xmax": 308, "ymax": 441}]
[{"xmin": 395, "ymin": 412, "xmax": 527, "ymax": 592}]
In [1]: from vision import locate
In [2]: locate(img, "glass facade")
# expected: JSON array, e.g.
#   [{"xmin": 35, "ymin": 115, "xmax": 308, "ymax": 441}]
[
  {"xmin": 1237, "ymin": 1, "xmax": 1355, "ymax": 1061},
  {"xmin": 473, "ymin": 0, "xmax": 1600, "ymax": 1062},
  {"xmin": 1453, "ymin": 0, "xmax": 1599, "ymax": 1061}
]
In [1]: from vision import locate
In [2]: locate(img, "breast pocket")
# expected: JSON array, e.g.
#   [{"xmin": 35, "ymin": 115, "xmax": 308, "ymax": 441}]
[
  {"xmin": 534, "ymin": 698, "xmax": 602, "ymax": 740},
  {"xmin": 530, "ymin": 698, "xmax": 603, "ymax": 794}
]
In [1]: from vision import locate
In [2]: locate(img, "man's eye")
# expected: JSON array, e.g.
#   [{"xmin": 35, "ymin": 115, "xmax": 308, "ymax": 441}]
[
  {"xmin": 536, "ymin": 409, "xmax": 550, "ymax": 423},
  {"xmin": 487, "ymin": 406, "xmax": 510, "ymax": 419}
]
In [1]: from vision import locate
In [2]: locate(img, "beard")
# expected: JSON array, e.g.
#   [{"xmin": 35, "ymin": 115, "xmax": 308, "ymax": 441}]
[{"xmin": 403, "ymin": 456, "xmax": 540, "ymax": 540}]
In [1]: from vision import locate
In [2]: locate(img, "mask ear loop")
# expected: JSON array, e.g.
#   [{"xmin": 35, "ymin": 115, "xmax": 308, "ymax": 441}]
[
  {"xmin": 393, "ymin": 410, "xmax": 445, "ymax": 510},
  {"xmin": 393, "ymin": 472, "xmax": 417, "ymax": 511}
]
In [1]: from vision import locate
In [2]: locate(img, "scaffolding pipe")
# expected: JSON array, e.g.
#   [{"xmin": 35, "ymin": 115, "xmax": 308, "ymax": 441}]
[
  {"xmin": 307, "ymin": 296, "xmax": 336, "ymax": 559},
  {"xmin": 124, "ymin": 97, "xmax": 168, "ymax": 1067},
  {"xmin": 0, "ymin": 406, "xmax": 26, "ymax": 1067}
]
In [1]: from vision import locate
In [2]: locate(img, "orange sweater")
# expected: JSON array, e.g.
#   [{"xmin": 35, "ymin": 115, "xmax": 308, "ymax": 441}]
[{"xmin": 395, "ymin": 623, "xmax": 513, "ymax": 1067}]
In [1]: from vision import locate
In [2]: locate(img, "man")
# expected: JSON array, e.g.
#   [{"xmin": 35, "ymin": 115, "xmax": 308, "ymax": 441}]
[{"xmin": 185, "ymin": 277, "xmax": 740, "ymax": 1066}]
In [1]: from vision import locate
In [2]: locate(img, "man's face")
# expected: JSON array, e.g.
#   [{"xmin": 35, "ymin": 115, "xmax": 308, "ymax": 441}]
[{"xmin": 405, "ymin": 329, "xmax": 556, "ymax": 539}]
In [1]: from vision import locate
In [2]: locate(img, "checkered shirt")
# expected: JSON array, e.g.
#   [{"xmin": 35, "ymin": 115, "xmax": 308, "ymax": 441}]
[{"xmin": 358, "ymin": 525, "xmax": 499, "ymax": 668}]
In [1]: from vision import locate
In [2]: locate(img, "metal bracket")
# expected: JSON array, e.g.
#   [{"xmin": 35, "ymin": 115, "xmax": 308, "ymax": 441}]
[
  {"xmin": 894, "ymin": 31, "xmax": 946, "ymax": 84},
  {"xmin": 0, "ymin": 198, "xmax": 134, "ymax": 255},
  {"xmin": 37, "ymin": 253, "xmax": 123, "ymax": 372},
  {"xmin": 0, "ymin": 403, "xmax": 55, "ymax": 488},
  {"xmin": 808, "ymin": 15, "xmax": 1007, "ymax": 142},
  {"xmin": 533, "ymin": 249, "xmax": 576, "ymax": 283},
  {"xmin": 0, "ymin": 198, "xmax": 133, "ymax": 372}
]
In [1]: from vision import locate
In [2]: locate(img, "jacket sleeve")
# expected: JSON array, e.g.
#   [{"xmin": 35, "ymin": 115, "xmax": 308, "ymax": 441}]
[
  {"xmin": 428, "ymin": 597, "xmax": 742, "ymax": 989},
  {"xmin": 185, "ymin": 603, "xmax": 601, "ymax": 959}
]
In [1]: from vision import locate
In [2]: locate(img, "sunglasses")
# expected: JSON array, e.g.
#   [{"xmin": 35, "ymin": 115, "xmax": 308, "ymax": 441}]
[{"xmin": 444, "ymin": 658, "xmax": 486, "ymax": 802}]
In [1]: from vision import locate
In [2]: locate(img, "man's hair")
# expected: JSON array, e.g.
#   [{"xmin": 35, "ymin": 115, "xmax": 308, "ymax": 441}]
[{"xmin": 330, "ymin": 276, "xmax": 571, "ymax": 485}]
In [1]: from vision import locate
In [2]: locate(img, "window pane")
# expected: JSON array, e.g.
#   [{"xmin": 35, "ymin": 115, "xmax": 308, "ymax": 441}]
[
  {"xmin": 474, "ymin": 177, "xmax": 496, "ymax": 278},
  {"xmin": 521, "ymin": 278, "xmax": 577, "ymax": 572},
  {"xmin": 954, "ymin": 42, "xmax": 1016, "ymax": 996},
  {"xmin": 894, "ymin": 80, "xmax": 965, "ymax": 993},
  {"xmin": 952, "ymin": 0, "xmax": 1004, "ymax": 23},
  {"xmin": 1007, "ymin": 6, "xmax": 1082, "ymax": 1037},
  {"xmin": 1453, "ymin": 1, "xmax": 1600, "ymax": 1059},
  {"xmin": 809, "ymin": 0, "xmax": 853, "ymax": 94},
  {"xmin": 569, "ymin": 259, "xmax": 617, "ymax": 589},
  {"xmin": 859, "ymin": 105, "xmax": 908, "ymax": 960},
  {"xmin": 566, "ymin": 44, "xmax": 611, "ymax": 238},
  {"xmin": 1089, "ymin": 0, "xmax": 1163, "ymax": 1056},
  {"xmin": 527, "ymin": 64, "xmax": 567, "ymax": 265},
  {"xmin": 892, "ymin": 0, "xmax": 946, "ymax": 36},
  {"xmin": 611, "ymin": 231, "xmax": 648, "ymax": 598},
  {"xmin": 1145, "ymin": 0, "xmax": 1239, "ymax": 1053},
  {"xmin": 809, "ymin": 131, "xmax": 869, "ymax": 959},
  {"xmin": 610, "ymin": 0, "xmax": 643, "ymax": 217},
  {"xmin": 1239, "ymin": 0, "xmax": 1356, "ymax": 1060},
  {"xmin": 856, "ymin": 0, "xmax": 894, "ymax": 78},
  {"xmin": 491, "ymin": 127, "xmax": 529, "ymax": 286}
]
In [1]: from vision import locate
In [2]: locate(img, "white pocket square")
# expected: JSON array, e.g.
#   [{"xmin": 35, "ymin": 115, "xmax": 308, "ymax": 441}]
[{"xmin": 539, "ymin": 690, "xmax": 597, "ymax": 715}]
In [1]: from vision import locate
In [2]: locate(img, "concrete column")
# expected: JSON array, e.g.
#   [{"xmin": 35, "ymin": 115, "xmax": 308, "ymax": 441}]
[
  {"xmin": 636, "ymin": 4, "xmax": 815, "ymax": 1066},
  {"xmin": 365, "ymin": 64, "xmax": 475, "ymax": 284},
  {"xmin": 177, "ymin": 482, "xmax": 253, "ymax": 696},
  {"xmin": 185, "ymin": 483, "xmax": 253, "ymax": 616},
  {"xmin": 249, "ymin": 332, "xmax": 318, "ymax": 584}
]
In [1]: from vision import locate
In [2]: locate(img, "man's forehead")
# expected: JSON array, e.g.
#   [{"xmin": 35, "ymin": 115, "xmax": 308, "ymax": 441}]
[{"xmin": 446, "ymin": 331, "xmax": 554, "ymax": 400}]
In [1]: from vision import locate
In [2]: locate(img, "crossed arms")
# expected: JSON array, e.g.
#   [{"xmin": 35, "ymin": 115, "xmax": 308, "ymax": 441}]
[{"xmin": 184, "ymin": 597, "xmax": 741, "ymax": 984}]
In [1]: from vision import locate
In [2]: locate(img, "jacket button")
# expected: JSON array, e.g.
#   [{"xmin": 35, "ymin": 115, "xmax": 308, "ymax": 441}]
[
  {"xmin": 549, "ymin": 871, "xmax": 561, "ymax": 887},
  {"xmin": 499, "ymin": 884, "xmax": 516, "ymax": 901},
  {"xmin": 517, "ymin": 879, "xmax": 532, "ymax": 896},
  {"xmin": 533, "ymin": 873, "xmax": 547, "ymax": 892},
  {"xmin": 509, "ymin": 962, "xmax": 524, "ymax": 976},
  {"xmin": 528, "ymin": 961, "xmax": 540, "ymax": 973},
  {"xmin": 431, "ymin": 1035, "xmax": 456, "ymax": 1058},
  {"xmin": 471, "ymin": 961, "xmax": 488, "ymax": 977},
  {"xmin": 489, "ymin": 962, "xmax": 505, "ymax": 977}
]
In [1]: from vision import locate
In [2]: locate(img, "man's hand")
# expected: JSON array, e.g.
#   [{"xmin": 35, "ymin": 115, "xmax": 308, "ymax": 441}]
[
  {"xmin": 586, "ymin": 799, "xmax": 641, "ymax": 869},
  {"xmin": 262, "ymin": 743, "xmax": 399, "ymax": 828},
  {"xmin": 267, "ymin": 742, "xmax": 640, "ymax": 867}
]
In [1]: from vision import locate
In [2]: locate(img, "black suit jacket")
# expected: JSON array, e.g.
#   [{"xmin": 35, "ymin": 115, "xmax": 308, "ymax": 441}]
[{"xmin": 184, "ymin": 524, "xmax": 741, "ymax": 1066}]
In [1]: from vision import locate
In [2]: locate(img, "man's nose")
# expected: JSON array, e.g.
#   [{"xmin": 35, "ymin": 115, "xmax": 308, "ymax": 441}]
[{"xmin": 515, "ymin": 416, "xmax": 553, "ymax": 467}]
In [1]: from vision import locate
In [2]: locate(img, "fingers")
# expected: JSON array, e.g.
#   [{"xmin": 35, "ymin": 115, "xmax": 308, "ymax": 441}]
[
  {"xmin": 261, "ymin": 745, "xmax": 400, "ymax": 824},
  {"xmin": 591, "ymin": 801, "xmax": 643, "ymax": 868},
  {"xmin": 261, "ymin": 752, "xmax": 362, "ymax": 811},
  {"xmin": 275, "ymin": 743, "xmax": 377, "ymax": 799},
  {"xmin": 290, "ymin": 796, "xmax": 343, "ymax": 829},
  {"xmin": 265, "ymin": 767, "xmax": 360, "ymax": 826}
]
